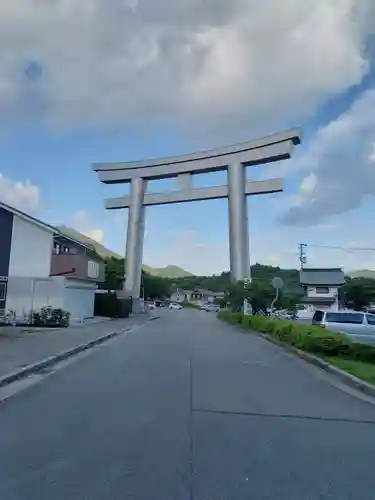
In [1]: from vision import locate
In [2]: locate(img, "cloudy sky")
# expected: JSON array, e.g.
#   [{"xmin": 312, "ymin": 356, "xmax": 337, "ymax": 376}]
[{"xmin": 1, "ymin": 0, "xmax": 375, "ymax": 275}]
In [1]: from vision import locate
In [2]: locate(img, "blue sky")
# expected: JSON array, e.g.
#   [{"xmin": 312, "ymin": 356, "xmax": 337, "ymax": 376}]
[{"xmin": 1, "ymin": 0, "xmax": 375, "ymax": 275}]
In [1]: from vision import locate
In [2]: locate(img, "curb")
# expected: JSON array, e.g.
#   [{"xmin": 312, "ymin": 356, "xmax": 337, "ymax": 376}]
[
  {"xmin": 0, "ymin": 315, "xmax": 160, "ymax": 389},
  {"xmin": 224, "ymin": 320, "xmax": 375, "ymax": 400}
]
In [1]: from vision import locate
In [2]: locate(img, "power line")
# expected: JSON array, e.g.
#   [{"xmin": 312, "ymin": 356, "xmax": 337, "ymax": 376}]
[{"xmin": 305, "ymin": 244, "xmax": 375, "ymax": 252}]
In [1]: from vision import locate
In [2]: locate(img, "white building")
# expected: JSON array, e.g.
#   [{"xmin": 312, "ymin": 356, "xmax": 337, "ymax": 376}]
[
  {"xmin": 0, "ymin": 201, "xmax": 103, "ymax": 322},
  {"xmin": 169, "ymin": 287, "xmax": 224, "ymax": 304},
  {"xmin": 299, "ymin": 268, "xmax": 345, "ymax": 312}
]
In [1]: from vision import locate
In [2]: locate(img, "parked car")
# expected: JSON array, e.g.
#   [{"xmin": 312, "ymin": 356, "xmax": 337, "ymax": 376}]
[
  {"xmin": 154, "ymin": 300, "xmax": 165, "ymax": 308},
  {"xmin": 200, "ymin": 303, "xmax": 210, "ymax": 310},
  {"xmin": 312, "ymin": 310, "xmax": 375, "ymax": 343},
  {"xmin": 169, "ymin": 302, "xmax": 183, "ymax": 310},
  {"xmin": 204, "ymin": 304, "xmax": 220, "ymax": 313}
]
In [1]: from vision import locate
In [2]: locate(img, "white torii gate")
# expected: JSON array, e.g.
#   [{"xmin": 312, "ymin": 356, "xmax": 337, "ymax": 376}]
[{"xmin": 92, "ymin": 128, "xmax": 302, "ymax": 304}]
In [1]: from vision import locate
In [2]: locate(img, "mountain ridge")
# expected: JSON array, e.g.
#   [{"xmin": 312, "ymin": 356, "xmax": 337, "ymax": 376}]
[{"xmin": 57, "ymin": 226, "xmax": 192, "ymax": 278}]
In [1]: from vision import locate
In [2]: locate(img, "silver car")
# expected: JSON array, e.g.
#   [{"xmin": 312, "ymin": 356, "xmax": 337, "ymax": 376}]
[
  {"xmin": 312, "ymin": 310, "xmax": 375, "ymax": 344},
  {"xmin": 204, "ymin": 304, "xmax": 220, "ymax": 313}
]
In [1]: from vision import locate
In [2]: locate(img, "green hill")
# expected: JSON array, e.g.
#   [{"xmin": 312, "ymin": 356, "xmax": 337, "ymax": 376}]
[
  {"xmin": 171, "ymin": 263, "xmax": 302, "ymax": 294},
  {"xmin": 58, "ymin": 226, "xmax": 122, "ymax": 260},
  {"xmin": 57, "ymin": 226, "xmax": 191, "ymax": 278},
  {"xmin": 348, "ymin": 269, "xmax": 375, "ymax": 279},
  {"xmin": 151, "ymin": 265, "xmax": 193, "ymax": 278}
]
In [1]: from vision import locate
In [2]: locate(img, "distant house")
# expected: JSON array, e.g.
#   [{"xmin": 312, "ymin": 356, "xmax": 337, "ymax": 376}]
[
  {"xmin": 170, "ymin": 287, "xmax": 224, "ymax": 304},
  {"xmin": 0, "ymin": 201, "xmax": 104, "ymax": 322},
  {"xmin": 299, "ymin": 268, "xmax": 345, "ymax": 312},
  {"xmin": 50, "ymin": 231, "xmax": 105, "ymax": 320}
]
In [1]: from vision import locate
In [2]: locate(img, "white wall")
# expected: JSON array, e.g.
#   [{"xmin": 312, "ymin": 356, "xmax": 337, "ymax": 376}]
[
  {"xmin": 64, "ymin": 279, "xmax": 97, "ymax": 321},
  {"xmin": 8, "ymin": 216, "xmax": 54, "ymax": 278},
  {"xmin": 5, "ymin": 277, "xmax": 64, "ymax": 317},
  {"xmin": 5, "ymin": 276, "xmax": 96, "ymax": 321},
  {"xmin": 306, "ymin": 286, "xmax": 338, "ymax": 298}
]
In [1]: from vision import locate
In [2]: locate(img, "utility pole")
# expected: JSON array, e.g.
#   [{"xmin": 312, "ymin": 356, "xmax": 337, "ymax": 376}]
[{"xmin": 299, "ymin": 244, "xmax": 307, "ymax": 269}]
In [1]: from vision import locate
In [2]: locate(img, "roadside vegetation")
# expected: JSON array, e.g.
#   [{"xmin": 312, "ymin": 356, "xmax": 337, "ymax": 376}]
[{"xmin": 327, "ymin": 358, "xmax": 375, "ymax": 386}]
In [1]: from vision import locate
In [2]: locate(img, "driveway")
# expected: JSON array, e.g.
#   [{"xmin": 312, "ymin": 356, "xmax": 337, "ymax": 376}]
[{"xmin": 1, "ymin": 309, "xmax": 375, "ymax": 499}]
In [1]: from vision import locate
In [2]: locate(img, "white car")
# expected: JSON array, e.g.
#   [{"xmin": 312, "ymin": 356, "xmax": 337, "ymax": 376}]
[
  {"xmin": 204, "ymin": 304, "xmax": 220, "ymax": 313},
  {"xmin": 169, "ymin": 302, "xmax": 183, "ymax": 310},
  {"xmin": 312, "ymin": 310, "xmax": 375, "ymax": 344}
]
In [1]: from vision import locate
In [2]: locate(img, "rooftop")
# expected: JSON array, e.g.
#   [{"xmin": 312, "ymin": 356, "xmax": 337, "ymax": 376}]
[
  {"xmin": 0, "ymin": 201, "xmax": 57, "ymax": 234},
  {"xmin": 300, "ymin": 268, "xmax": 345, "ymax": 286}
]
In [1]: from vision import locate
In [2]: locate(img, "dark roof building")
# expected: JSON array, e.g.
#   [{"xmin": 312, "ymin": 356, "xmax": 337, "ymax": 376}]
[{"xmin": 299, "ymin": 268, "xmax": 345, "ymax": 287}]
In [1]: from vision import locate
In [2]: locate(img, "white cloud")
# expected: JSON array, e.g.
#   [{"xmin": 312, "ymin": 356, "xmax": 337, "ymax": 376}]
[
  {"xmin": 71, "ymin": 210, "xmax": 104, "ymax": 243},
  {"xmin": 0, "ymin": 0, "xmax": 373, "ymax": 136},
  {"xmin": 0, "ymin": 173, "xmax": 41, "ymax": 214},
  {"xmin": 281, "ymin": 87, "xmax": 375, "ymax": 226}
]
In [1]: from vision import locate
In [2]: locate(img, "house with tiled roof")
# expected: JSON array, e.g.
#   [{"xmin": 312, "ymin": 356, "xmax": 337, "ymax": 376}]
[{"xmin": 299, "ymin": 268, "xmax": 345, "ymax": 311}]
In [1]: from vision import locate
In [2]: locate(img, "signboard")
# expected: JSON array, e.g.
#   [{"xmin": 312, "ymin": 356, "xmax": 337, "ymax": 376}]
[
  {"xmin": 272, "ymin": 277, "xmax": 284, "ymax": 290},
  {"xmin": 271, "ymin": 276, "xmax": 283, "ymax": 316}
]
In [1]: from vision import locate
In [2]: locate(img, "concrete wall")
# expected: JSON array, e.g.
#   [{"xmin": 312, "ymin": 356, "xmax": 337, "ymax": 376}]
[
  {"xmin": 5, "ymin": 276, "xmax": 96, "ymax": 321},
  {"xmin": 5, "ymin": 277, "xmax": 64, "ymax": 317},
  {"xmin": 8, "ymin": 216, "xmax": 54, "ymax": 278},
  {"xmin": 64, "ymin": 279, "xmax": 97, "ymax": 321},
  {"xmin": 306, "ymin": 286, "xmax": 338, "ymax": 298}
]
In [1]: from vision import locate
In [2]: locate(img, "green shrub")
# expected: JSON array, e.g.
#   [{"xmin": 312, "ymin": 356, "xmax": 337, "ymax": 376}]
[
  {"xmin": 218, "ymin": 312, "xmax": 375, "ymax": 364},
  {"xmin": 32, "ymin": 306, "xmax": 70, "ymax": 327},
  {"xmin": 182, "ymin": 301, "xmax": 201, "ymax": 309},
  {"xmin": 218, "ymin": 310, "xmax": 242, "ymax": 324}
]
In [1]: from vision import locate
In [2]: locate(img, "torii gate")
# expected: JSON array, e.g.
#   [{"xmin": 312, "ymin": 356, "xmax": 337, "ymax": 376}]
[{"xmin": 92, "ymin": 128, "xmax": 302, "ymax": 304}]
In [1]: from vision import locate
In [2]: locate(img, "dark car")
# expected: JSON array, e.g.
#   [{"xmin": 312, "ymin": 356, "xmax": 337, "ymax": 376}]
[{"xmin": 154, "ymin": 300, "xmax": 165, "ymax": 308}]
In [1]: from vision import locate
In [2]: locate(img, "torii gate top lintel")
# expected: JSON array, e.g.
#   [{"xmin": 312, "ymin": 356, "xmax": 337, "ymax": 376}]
[{"xmin": 92, "ymin": 128, "xmax": 302, "ymax": 184}]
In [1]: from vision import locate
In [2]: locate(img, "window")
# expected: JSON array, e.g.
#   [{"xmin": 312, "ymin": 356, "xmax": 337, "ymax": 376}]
[
  {"xmin": 316, "ymin": 287, "xmax": 330, "ymax": 294},
  {"xmin": 313, "ymin": 310, "xmax": 324, "ymax": 323},
  {"xmin": 88, "ymin": 261, "xmax": 100, "ymax": 279},
  {"xmin": 325, "ymin": 312, "xmax": 364, "ymax": 324},
  {"xmin": 63, "ymin": 246, "xmax": 70, "ymax": 253},
  {"xmin": 0, "ymin": 282, "xmax": 7, "ymax": 301},
  {"xmin": 54, "ymin": 243, "xmax": 61, "ymax": 254},
  {"xmin": 366, "ymin": 315, "xmax": 375, "ymax": 325}
]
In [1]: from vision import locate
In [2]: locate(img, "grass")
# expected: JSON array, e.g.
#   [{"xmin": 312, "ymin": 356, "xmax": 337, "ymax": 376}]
[{"xmin": 326, "ymin": 357, "xmax": 375, "ymax": 386}]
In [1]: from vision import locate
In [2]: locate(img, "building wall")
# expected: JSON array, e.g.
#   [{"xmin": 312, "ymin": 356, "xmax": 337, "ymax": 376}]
[
  {"xmin": 8, "ymin": 216, "xmax": 54, "ymax": 278},
  {"xmin": 50, "ymin": 252, "xmax": 104, "ymax": 282},
  {"xmin": 5, "ymin": 276, "xmax": 96, "ymax": 321},
  {"xmin": 6, "ymin": 276, "xmax": 65, "ymax": 316},
  {"xmin": 306, "ymin": 286, "xmax": 338, "ymax": 298},
  {"xmin": 0, "ymin": 207, "xmax": 14, "ymax": 314},
  {"xmin": 64, "ymin": 279, "xmax": 97, "ymax": 321}
]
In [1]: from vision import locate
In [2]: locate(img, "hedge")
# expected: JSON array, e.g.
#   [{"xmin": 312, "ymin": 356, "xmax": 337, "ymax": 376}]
[
  {"xmin": 218, "ymin": 311, "xmax": 375, "ymax": 363},
  {"xmin": 94, "ymin": 293, "xmax": 133, "ymax": 318},
  {"xmin": 182, "ymin": 301, "xmax": 201, "ymax": 309}
]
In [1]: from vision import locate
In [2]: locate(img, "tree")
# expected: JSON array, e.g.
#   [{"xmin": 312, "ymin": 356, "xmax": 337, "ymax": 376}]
[
  {"xmin": 224, "ymin": 281, "xmax": 247, "ymax": 312},
  {"xmin": 100, "ymin": 257, "xmax": 125, "ymax": 291},
  {"xmin": 343, "ymin": 277, "xmax": 375, "ymax": 311},
  {"xmin": 277, "ymin": 293, "xmax": 299, "ymax": 312},
  {"xmin": 224, "ymin": 279, "xmax": 274, "ymax": 314},
  {"xmin": 245, "ymin": 280, "xmax": 274, "ymax": 314},
  {"xmin": 141, "ymin": 274, "xmax": 171, "ymax": 299}
]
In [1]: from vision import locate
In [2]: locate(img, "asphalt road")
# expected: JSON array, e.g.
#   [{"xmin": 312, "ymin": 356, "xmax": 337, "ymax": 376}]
[{"xmin": 2, "ymin": 309, "xmax": 375, "ymax": 499}]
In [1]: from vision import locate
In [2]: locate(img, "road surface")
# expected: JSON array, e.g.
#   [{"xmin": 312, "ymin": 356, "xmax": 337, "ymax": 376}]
[{"xmin": 1, "ymin": 309, "xmax": 375, "ymax": 499}]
